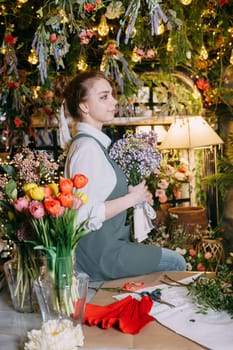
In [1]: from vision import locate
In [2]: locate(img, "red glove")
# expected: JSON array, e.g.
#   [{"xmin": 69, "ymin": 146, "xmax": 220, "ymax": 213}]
[{"xmin": 83, "ymin": 295, "xmax": 154, "ymax": 334}]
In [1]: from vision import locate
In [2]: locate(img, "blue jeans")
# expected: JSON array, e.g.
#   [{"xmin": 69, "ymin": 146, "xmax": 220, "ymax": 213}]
[{"xmin": 155, "ymin": 247, "xmax": 186, "ymax": 271}]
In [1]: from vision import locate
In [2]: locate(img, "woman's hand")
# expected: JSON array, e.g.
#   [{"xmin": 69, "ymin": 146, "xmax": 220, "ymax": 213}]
[
  {"xmin": 128, "ymin": 180, "xmax": 154, "ymax": 206},
  {"xmin": 105, "ymin": 180, "xmax": 154, "ymax": 221}
]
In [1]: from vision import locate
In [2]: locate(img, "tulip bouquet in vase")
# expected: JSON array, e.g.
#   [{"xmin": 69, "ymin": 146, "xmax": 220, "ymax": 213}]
[
  {"xmin": 28, "ymin": 173, "xmax": 90, "ymax": 321},
  {"xmin": 0, "ymin": 148, "xmax": 90, "ymax": 319},
  {"xmin": 0, "ymin": 149, "xmax": 59, "ymax": 312}
]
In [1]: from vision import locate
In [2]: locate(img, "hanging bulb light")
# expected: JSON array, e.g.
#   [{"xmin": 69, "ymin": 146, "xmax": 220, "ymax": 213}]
[
  {"xmin": 230, "ymin": 49, "xmax": 233, "ymax": 65},
  {"xmin": 125, "ymin": 25, "xmax": 137, "ymax": 38},
  {"xmin": 166, "ymin": 37, "xmax": 173, "ymax": 52},
  {"xmin": 0, "ymin": 4, "xmax": 6, "ymax": 16},
  {"xmin": 1, "ymin": 45, "xmax": 6, "ymax": 55},
  {"xmin": 32, "ymin": 86, "xmax": 41, "ymax": 99},
  {"xmin": 28, "ymin": 48, "xmax": 38, "ymax": 65},
  {"xmin": 157, "ymin": 23, "xmax": 165, "ymax": 35},
  {"xmin": 199, "ymin": 45, "xmax": 208, "ymax": 60},
  {"xmin": 98, "ymin": 15, "xmax": 109, "ymax": 37},
  {"xmin": 100, "ymin": 54, "xmax": 107, "ymax": 72},
  {"xmin": 59, "ymin": 9, "xmax": 69, "ymax": 23},
  {"xmin": 17, "ymin": 0, "xmax": 28, "ymax": 7},
  {"xmin": 77, "ymin": 57, "xmax": 88, "ymax": 71},
  {"xmin": 180, "ymin": 0, "xmax": 192, "ymax": 5},
  {"xmin": 131, "ymin": 47, "xmax": 141, "ymax": 63}
]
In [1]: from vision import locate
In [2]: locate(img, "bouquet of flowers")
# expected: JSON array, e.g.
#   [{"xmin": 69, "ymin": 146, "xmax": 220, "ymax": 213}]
[
  {"xmin": 0, "ymin": 148, "xmax": 90, "ymax": 315},
  {"xmin": 109, "ymin": 131, "xmax": 162, "ymax": 242},
  {"xmin": 0, "ymin": 148, "xmax": 60, "ymax": 311},
  {"xmin": 109, "ymin": 131, "xmax": 162, "ymax": 186},
  {"xmin": 146, "ymin": 155, "xmax": 193, "ymax": 209}
]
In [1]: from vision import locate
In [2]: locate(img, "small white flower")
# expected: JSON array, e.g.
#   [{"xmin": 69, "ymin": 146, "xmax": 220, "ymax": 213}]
[
  {"xmin": 186, "ymin": 51, "xmax": 192, "ymax": 59},
  {"xmin": 186, "ymin": 262, "xmax": 193, "ymax": 271},
  {"xmin": 175, "ymin": 247, "xmax": 187, "ymax": 255}
]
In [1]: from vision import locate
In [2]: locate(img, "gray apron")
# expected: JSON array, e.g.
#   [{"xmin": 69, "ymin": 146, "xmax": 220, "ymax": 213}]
[{"xmin": 74, "ymin": 134, "xmax": 162, "ymax": 281}]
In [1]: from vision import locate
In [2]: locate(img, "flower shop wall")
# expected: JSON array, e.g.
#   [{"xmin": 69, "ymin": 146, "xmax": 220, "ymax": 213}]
[
  {"xmin": 1, "ymin": 1, "xmax": 233, "ymax": 145},
  {"xmin": 0, "ymin": 0, "xmax": 233, "ymax": 230}
]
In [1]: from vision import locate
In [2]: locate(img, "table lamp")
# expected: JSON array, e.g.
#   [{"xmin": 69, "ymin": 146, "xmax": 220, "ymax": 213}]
[{"xmin": 159, "ymin": 116, "xmax": 224, "ymax": 224}]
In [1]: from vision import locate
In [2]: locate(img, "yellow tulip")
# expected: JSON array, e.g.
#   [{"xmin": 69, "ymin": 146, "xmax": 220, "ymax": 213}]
[
  {"xmin": 48, "ymin": 182, "xmax": 59, "ymax": 195},
  {"xmin": 25, "ymin": 192, "xmax": 32, "ymax": 201},
  {"xmin": 22, "ymin": 183, "xmax": 37, "ymax": 193},
  {"xmin": 28, "ymin": 186, "xmax": 45, "ymax": 201},
  {"xmin": 77, "ymin": 192, "xmax": 88, "ymax": 204}
]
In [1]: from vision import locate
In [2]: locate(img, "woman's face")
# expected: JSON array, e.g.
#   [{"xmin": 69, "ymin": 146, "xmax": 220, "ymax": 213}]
[{"xmin": 79, "ymin": 78, "xmax": 117, "ymax": 129}]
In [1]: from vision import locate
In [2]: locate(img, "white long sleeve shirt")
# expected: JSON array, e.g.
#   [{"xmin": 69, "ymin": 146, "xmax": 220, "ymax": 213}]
[{"xmin": 64, "ymin": 122, "xmax": 117, "ymax": 230}]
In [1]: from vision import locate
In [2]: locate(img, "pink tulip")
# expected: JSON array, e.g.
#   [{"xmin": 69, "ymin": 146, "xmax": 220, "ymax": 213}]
[
  {"xmin": 28, "ymin": 200, "xmax": 45, "ymax": 219},
  {"xmin": 13, "ymin": 197, "xmax": 29, "ymax": 212},
  {"xmin": 55, "ymin": 206, "xmax": 65, "ymax": 217},
  {"xmin": 73, "ymin": 197, "xmax": 83, "ymax": 210}
]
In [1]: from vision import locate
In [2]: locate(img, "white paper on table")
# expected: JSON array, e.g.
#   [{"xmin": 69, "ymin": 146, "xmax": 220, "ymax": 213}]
[{"xmin": 114, "ymin": 275, "xmax": 233, "ymax": 350}]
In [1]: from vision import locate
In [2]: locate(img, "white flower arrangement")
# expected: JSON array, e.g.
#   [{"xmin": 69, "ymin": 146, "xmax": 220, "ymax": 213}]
[{"xmin": 24, "ymin": 319, "xmax": 84, "ymax": 350}]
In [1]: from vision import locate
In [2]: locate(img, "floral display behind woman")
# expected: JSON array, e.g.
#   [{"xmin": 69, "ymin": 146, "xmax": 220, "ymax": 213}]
[{"xmin": 63, "ymin": 70, "xmax": 186, "ymax": 281}]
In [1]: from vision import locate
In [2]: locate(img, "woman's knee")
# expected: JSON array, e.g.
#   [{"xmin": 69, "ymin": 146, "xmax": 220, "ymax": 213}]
[{"xmin": 158, "ymin": 248, "xmax": 186, "ymax": 271}]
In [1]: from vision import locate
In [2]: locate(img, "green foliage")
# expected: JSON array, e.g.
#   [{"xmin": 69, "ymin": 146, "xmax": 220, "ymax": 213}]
[{"xmin": 187, "ymin": 265, "xmax": 233, "ymax": 317}]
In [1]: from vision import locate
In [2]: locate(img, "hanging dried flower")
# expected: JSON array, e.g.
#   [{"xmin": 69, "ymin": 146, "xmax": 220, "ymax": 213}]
[
  {"xmin": 116, "ymin": 0, "xmax": 168, "ymax": 45},
  {"xmin": 105, "ymin": 1, "xmax": 125, "ymax": 19}
]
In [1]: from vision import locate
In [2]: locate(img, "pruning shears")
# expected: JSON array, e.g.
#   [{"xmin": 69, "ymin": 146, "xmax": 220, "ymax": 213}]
[
  {"xmin": 140, "ymin": 289, "xmax": 176, "ymax": 308},
  {"xmin": 122, "ymin": 282, "xmax": 176, "ymax": 308}
]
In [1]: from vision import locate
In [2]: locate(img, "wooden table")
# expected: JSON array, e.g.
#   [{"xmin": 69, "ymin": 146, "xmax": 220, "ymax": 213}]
[
  {"xmin": 0, "ymin": 271, "xmax": 208, "ymax": 350},
  {"xmin": 83, "ymin": 271, "xmax": 207, "ymax": 349}
]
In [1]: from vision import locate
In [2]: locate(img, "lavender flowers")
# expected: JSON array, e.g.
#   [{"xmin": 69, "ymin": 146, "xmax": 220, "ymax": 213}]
[{"xmin": 109, "ymin": 131, "xmax": 162, "ymax": 186}]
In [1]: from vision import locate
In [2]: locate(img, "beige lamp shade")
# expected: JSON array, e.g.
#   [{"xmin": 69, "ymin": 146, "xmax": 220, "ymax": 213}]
[
  {"xmin": 153, "ymin": 125, "xmax": 168, "ymax": 143},
  {"xmin": 159, "ymin": 116, "xmax": 224, "ymax": 150}
]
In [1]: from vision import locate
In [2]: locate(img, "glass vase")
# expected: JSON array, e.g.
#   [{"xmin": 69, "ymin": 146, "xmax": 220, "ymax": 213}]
[
  {"xmin": 3, "ymin": 243, "xmax": 42, "ymax": 313},
  {"xmin": 34, "ymin": 256, "xmax": 89, "ymax": 323}
]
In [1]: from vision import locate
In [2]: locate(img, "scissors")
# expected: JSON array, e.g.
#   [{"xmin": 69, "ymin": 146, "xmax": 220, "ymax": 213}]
[
  {"xmin": 122, "ymin": 282, "xmax": 175, "ymax": 308},
  {"xmin": 140, "ymin": 289, "xmax": 176, "ymax": 308}
]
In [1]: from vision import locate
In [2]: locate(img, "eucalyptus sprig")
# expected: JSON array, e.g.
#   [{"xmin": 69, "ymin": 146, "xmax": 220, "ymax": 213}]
[{"xmin": 187, "ymin": 265, "xmax": 233, "ymax": 318}]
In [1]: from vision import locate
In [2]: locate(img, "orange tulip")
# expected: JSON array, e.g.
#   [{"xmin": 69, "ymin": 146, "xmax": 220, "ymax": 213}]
[
  {"xmin": 44, "ymin": 198, "xmax": 61, "ymax": 216},
  {"xmin": 44, "ymin": 185, "xmax": 53, "ymax": 198},
  {"xmin": 73, "ymin": 174, "xmax": 88, "ymax": 189},
  {"xmin": 58, "ymin": 192, "xmax": 74, "ymax": 208},
  {"xmin": 59, "ymin": 178, "xmax": 73, "ymax": 194}
]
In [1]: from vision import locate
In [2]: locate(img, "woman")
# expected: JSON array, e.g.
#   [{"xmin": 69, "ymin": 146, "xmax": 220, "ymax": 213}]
[{"xmin": 63, "ymin": 71, "xmax": 186, "ymax": 281}]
